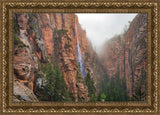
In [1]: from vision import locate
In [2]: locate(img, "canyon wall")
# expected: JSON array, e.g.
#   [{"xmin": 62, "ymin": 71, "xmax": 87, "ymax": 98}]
[
  {"xmin": 13, "ymin": 13, "xmax": 97, "ymax": 102},
  {"xmin": 13, "ymin": 13, "xmax": 147, "ymax": 101},
  {"xmin": 100, "ymin": 14, "xmax": 147, "ymax": 99}
]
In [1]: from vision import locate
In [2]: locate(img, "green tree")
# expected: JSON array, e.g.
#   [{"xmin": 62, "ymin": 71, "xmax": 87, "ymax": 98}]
[
  {"xmin": 76, "ymin": 63, "xmax": 83, "ymax": 83},
  {"xmin": 63, "ymin": 91, "xmax": 75, "ymax": 102},
  {"xmin": 98, "ymin": 71, "xmax": 128, "ymax": 102},
  {"xmin": 13, "ymin": 14, "xmax": 19, "ymax": 34},
  {"xmin": 97, "ymin": 93, "xmax": 101, "ymax": 101},
  {"xmin": 90, "ymin": 94, "xmax": 96, "ymax": 102},
  {"xmin": 35, "ymin": 63, "xmax": 55, "ymax": 101},
  {"xmin": 52, "ymin": 64, "xmax": 67, "ymax": 101},
  {"xmin": 35, "ymin": 62, "xmax": 73, "ymax": 102},
  {"xmin": 85, "ymin": 68, "xmax": 96, "ymax": 98},
  {"xmin": 105, "ymin": 82, "xmax": 111, "ymax": 101},
  {"xmin": 131, "ymin": 80, "xmax": 145, "ymax": 101},
  {"xmin": 101, "ymin": 93, "xmax": 106, "ymax": 101},
  {"xmin": 131, "ymin": 68, "xmax": 146, "ymax": 101}
]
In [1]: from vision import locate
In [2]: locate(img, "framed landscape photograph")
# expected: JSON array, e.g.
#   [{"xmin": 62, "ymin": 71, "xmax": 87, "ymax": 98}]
[{"xmin": 0, "ymin": 0, "xmax": 159, "ymax": 114}]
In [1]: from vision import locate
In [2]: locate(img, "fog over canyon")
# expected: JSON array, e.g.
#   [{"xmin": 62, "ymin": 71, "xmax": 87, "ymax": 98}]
[
  {"xmin": 76, "ymin": 13, "xmax": 137, "ymax": 53},
  {"xmin": 13, "ymin": 13, "xmax": 147, "ymax": 102}
]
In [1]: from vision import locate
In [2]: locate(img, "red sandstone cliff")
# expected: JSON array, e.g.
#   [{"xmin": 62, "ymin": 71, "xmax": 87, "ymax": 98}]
[
  {"xmin": 100, "ymin": 14, "xmax": 147, "ymax": 99},
  {"xmin": 13, "ymin": 13, "xmax": 147, "ymax": 102},
  {"xmin": 13, "ymin": 13, "xmax": 94, "ymax": 102}
]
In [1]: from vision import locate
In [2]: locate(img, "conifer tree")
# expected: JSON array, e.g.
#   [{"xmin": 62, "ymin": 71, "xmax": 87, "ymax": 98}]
[
  {"xmin": 35, "ymin": 63, "xmax": 73, "ymax": 101},
  {"xmin": 85, "ymin": 68, "xmax": 96, "ymax": 99},
  {"xmin": 131, "ymin": 68, "xmax": 146, "ymax": 101},
  {"xmin": 53, "ymin": 64, "xmax": 67, "ymax": 101}
]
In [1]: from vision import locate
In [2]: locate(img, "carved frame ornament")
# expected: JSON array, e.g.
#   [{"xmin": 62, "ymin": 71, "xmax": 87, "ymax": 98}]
[{"xmin": 0, "ymin": 0, "xmax": 159, "ymax": 114}]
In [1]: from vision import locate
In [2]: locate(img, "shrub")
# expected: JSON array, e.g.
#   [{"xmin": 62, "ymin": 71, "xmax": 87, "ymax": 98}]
[
  {"xmin": 14, "ymin": 35, "xmax": 27, "ymax": 48},
  {"xmin": 54, "ymin": 29, "xmax": 68, "ymax": 34},
  {"xmin": 30, "ymin": 24, "xmax": 35, "ymax": 30},
  {"xmin": 64, "ymin": 44, "xmax": 71, "ymax": 49}
]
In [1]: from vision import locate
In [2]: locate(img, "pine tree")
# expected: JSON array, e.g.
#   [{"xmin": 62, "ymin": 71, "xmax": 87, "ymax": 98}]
[
  {"xmin": 53, "ymin": 64, "xmax": 67, "ymax": 101},
  {"xmin": 97, "ymin": 93, "xmax": 101, "ymax": 101},
  {"xmin": 90, "ymin": 94, "xmax": 96, "ymax": 102},
  {"xmin": 98, "ymin": 71, "xmax": 128, "ymax": 101},
  {"xmin": 36, "ymin": 63, "xmax": 55, "ymax": 101},
  {"xmin": 132, "ymin": 81, "xmax": 145, "ymax": 101},
  {"xmin": 131, "ymin": 68, "xmax": 146, "ymax": 101},
  {"xmin": 85, "ymin": 69, "xmax": 96, "ymax": 98},
  {"xmin": 105, "ymin": 82, "xmax": 111, "ymax": 101},
  {"xmin": 101, "ymin": 93, "xmax": 106, "ymax": 101},
  {"xmin": 35, "ymin": 63, "xmax": 73, "ymax": 101}
]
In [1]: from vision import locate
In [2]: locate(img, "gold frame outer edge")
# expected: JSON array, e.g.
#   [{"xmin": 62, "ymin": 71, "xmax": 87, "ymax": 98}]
[{"xmin": 1, "ymin": 1, "xmax": 159, "ymax": 114}]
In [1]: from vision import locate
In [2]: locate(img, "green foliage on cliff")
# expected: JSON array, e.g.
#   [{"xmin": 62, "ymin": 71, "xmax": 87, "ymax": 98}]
[
  {"xmin": 64, "ymin": 43, "xmax": 72, "ymax": 49},
  {"xmin": 28, "ymin": 14, "xmax": 37, "ymax": 31},
  {"xmin": 54, "ymin": 29, "xmax": 68, "ymax": 34},
  {"xmin": 35, "ymin": 62, "xmax": 74, "ymax": 101},
  {"xmin": 14, "ymin": 35, "xmax": 28, "ymax": 48},
  {"xmin": 13, "ymin": 16, "xmax": 19, "ymax": 34},
  {"xmin": 76, "ymin": 63, "xmax": 83, "ymax": 83},
  {"xmin": 30, "ymin": 24, "xmax": 35, "ymax": 30},
  {"xmin": 76, "ymin": 72, "xmax": 83, "ymax": 83},
  {"xmin": 28, "ymin": 14, "xmax": 37, "ymax": 24}
]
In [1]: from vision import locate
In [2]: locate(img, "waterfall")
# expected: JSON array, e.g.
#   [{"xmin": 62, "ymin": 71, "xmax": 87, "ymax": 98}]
[{"xmin": 75, "ymin": 16, "xmax": 86, "ymax": 77}]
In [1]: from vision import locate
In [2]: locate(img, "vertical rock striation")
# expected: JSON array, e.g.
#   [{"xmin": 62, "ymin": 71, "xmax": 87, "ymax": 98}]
[
  {"xmin": 13, "ymin": 13, "xmax": 94, "ymax": 102},
  {"xmin": 13, "ymin": 13, "xmax": 146, "ymax": 101},
  {"xmin": 100, "ymin": 14, "xmax": 147, "ymax": 99}
]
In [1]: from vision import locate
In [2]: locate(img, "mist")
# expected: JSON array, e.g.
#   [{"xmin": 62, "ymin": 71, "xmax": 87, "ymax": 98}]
[{"xmin": 76, "ymin": 13, "xmax": 137, "ymax": 53}]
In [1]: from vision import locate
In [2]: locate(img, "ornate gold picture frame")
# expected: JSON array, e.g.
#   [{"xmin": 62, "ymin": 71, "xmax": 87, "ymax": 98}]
[{"xmin": 0, "ymin": 0, "xmax": 159, "ymax": 114}]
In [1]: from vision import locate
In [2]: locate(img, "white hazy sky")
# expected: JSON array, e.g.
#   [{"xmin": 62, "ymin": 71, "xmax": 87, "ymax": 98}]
[{"xmin": 76, "ymin": 13, "xmax": 137, "ymax": 52}]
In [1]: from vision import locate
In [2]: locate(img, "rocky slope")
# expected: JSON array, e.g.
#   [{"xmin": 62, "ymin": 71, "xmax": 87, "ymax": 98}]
[
  {"xmin": 13, "ymin": 78, "xmax": 38, "ymax": 102},
  {"xmin": 100, "ymin": 14, "xmax": 147, "ymax": 99}
]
